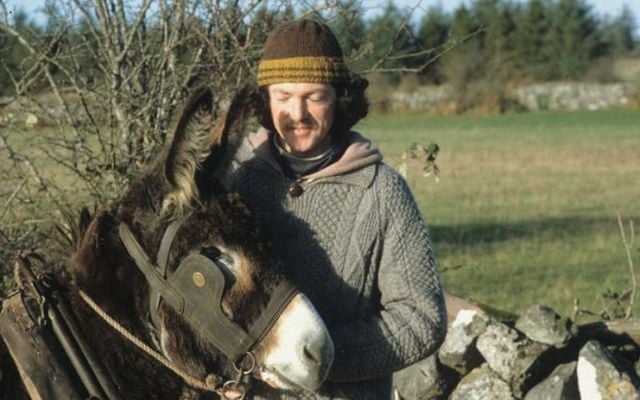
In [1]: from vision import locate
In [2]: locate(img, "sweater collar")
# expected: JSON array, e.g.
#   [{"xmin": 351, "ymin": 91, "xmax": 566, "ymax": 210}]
[{"xmin": 244, "ymin": 127, "xmax": 383, "ymax": 188}]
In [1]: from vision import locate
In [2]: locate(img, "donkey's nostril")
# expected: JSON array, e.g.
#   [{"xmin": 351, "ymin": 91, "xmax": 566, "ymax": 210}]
[{"xmin": 303, "ymin": 343, "xmax": 322, "ymax": 365}]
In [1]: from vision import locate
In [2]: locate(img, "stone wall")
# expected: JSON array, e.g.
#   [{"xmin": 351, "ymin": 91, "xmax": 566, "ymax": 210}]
[
  {"xmin": 389, "ymin": 85, "xmax": 455, "ymax": 113},
  {"xmin": 514, "ymin": 82, "xmax": 640, "ymax": 112},
  {"xmin": 393, "ymin": 304, "xmax": 640, "ymax": 399},
  {"xmin": 386, "ymin": 82, "xmax": 640, "ymax": 113}
]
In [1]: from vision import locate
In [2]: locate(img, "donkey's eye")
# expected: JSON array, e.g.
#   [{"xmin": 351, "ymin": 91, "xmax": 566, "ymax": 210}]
[
  {"xmin": 201, "ymin": 246, "xmax": 221, "ymax": 260},
  {"xmin": 217, "ymin": 253, "xmax": 235, "ymax": 269}
]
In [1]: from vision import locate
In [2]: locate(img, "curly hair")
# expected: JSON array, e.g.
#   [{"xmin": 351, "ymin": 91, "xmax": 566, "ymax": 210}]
[{"xmin": 256, "ymin": 73, "xmax": 370, "ymax": 137}]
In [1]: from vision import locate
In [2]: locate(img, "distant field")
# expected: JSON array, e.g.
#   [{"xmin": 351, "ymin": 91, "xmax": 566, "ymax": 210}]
[{"xmin": 359, "ymin": 109, "xmax": 640, "ymax": 321}]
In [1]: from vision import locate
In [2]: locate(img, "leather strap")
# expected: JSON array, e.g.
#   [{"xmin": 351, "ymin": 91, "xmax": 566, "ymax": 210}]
[
  {"xmin": 248, "ymin": 279, "xmax": 298, "ymax": 347},
  {"xmin": 118, "ymin": 224, "xmax": 184, "ymax": 314},
  {"xmin": 157, "ymin": 218, "xmax": 186, "ymax": 273},
  {"xmin": 151, "ymin": 218, "xmax": 188, "ymax": 327}
]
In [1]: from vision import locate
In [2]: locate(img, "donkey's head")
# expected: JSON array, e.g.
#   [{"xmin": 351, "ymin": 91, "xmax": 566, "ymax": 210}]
[{"xmin": 69, "ymin": 87, "xmax": 334, "ymax": 395}]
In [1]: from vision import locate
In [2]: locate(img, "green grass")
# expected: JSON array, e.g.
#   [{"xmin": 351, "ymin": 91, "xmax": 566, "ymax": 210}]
[{"xmin": 358, "ymin": 109, "xmax": 640, "ymax": 321}]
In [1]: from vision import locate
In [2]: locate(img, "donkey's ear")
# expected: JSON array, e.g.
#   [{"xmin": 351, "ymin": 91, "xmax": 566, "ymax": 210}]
[
  {"xmin": 164, "ymin": 86, "xmax": 216, "ymax": 189},
  {"xmin": 163, "ymin": 85, "xmax": 257, "ymax": 211},
  {"xmin": 200, "ymin": 85, "xmax": 258, "ymax": 177}
]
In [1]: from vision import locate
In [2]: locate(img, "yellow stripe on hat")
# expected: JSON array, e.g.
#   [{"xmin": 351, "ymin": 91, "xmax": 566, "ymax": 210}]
[{"xmin": 258, "ymin": 56, "xmax": 349, "ymax": 86}]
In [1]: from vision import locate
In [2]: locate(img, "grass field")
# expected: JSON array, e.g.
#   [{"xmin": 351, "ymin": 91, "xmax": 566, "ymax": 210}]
[{"xmin": 359, "ymin": 109, "xmax": 640, "ymax": 321}]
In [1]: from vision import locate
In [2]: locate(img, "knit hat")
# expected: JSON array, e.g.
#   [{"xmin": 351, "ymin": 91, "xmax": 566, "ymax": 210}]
[{"xmin": 257, "ymin": 19, "xmax": 350, "ymax": 87}]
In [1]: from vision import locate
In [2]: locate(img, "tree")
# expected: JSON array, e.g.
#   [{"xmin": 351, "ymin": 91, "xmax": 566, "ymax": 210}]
[
  {"xmin": 416, "ymin": 5, "xmax": 451, "ymax": 83},
  {"xmin": 601, "ymin": 5, "xmax": 636, "ymax": 56},
  {"xmin": 449, "ymin": 4, "xmax": 477, "ymax": 43},
  {"xmin": 473, "ymin": 0, "xmax": 516, "ymax": 64},
  {"xmin": 362, "ymin": 1, "xmax": 419, "ymax": 79},
  {"xmin": 0, "ymin": 9, "xmax": 41, "ymax": 95},
  {"xmin": 0, "ymin": 0, "xmax": 302, "ymax": 286},
  {"xmin": 328, "ymin": 0, "xmax": 367, "ymax": 66},
  {"xmin": 442, "ymin": 5, "xmax": 483, "ymax": 86},
  {"xmin": 543, "ymin": 0, "xmax": 601, "ymax": 79},
  {"xmin": 513, "ymin": 0, "xmax": 551, "ymax": 79},
  {"xmin": 0, "ymin": 0, "xmax": 292, "ymax": 204}
]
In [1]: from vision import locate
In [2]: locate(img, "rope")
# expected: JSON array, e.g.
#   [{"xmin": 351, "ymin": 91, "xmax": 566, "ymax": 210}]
[{"xmin": 78, "ymin": 290, "xmax": 221, "ymax": 393}]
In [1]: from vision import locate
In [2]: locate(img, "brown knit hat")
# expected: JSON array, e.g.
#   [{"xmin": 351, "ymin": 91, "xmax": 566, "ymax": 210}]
[{"xmin": 257, "ymin": 19, "xmax": 350, "ymax": 87}]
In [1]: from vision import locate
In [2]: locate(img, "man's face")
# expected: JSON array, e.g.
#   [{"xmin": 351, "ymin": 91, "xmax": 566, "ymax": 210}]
[{"xmin": 268, "ymin": 82, "xmax": 337, "ymax": 157}]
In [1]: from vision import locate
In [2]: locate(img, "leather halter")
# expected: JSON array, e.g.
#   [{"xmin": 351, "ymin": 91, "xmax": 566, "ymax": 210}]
[{"xmin": 118, "ymin": 219, "xmax": 299, "ymax": 362}]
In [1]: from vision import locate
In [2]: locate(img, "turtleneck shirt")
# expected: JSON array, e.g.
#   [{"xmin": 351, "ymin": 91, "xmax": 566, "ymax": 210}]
[{"xmin": 270, "ymin": 133, "xmax": 345, "ymax": 179}]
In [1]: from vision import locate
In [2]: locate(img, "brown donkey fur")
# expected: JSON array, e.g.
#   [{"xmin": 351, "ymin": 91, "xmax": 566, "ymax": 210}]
[{"xmin": 1, "ymin": 87, "xmax": 291, "ymax": 399}]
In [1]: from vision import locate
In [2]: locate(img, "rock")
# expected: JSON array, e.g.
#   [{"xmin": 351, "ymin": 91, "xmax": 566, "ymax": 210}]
[
  {"xmin": 450, "ymin": 363, "xmax": 514, "ymax": 400},
  {"xmin": 577, "ymin": 340, "xmax": 640, "ymax": 400},
  {"xmin": 438, "ymin": 309, "xmax": 489, "ymax": 374},
  {"xmin": 393, "ymin": 355, "xmax": 458, "ymax": 400},
  {"xmin": 25, "ymin": 113, "xmax": 38, "ymax": 128},
  {"xmin": 524, "ymin": 362, "xmax": 579, "ymax": 400},
  {"xmin": 515, "ymin": 304, "xmax": 576, "ymax": 347},
  {"xmin": 476, "ymin": 321, "xmax": 549, "ymax": 396}
]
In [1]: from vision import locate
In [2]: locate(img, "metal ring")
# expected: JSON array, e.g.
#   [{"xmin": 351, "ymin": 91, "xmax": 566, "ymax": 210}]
[
  {"xmin": 221, "ymin": 381, "xmax": 246, "ymax": 400},
  {"xmin": 222, "ymin": 380, "xmax": 239, "ymax": 390},
  {"xmin": 232, "ymin": 352, "xmax": 256, "ymax": 375}
]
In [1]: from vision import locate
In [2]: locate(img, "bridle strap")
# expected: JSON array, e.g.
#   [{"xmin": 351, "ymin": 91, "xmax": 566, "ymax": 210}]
[
  {"xmin": 157, "ymin": 218, "xmax": 186, "ymax": 273},
  {"xmin": 248, "ymin": 279, "xmax": 298, "ymax": 346},
  {"xmin": 117, "ymin": 223, "xmax": 184, "ymax": 313},
  {"xmin": 153, "ymin": 218, "xmax": 188, "ymax": 327}
]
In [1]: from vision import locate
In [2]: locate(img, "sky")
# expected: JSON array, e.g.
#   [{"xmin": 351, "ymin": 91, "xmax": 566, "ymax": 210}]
[{"xmin": 5, "ymin": 0, "xmax": 640, "ymax": 36}]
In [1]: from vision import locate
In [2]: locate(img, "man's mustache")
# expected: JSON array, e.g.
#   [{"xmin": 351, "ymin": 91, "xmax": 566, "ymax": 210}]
[{"xmin": 282, "ymin": 117, "xmax": 317, "ymax": 130}]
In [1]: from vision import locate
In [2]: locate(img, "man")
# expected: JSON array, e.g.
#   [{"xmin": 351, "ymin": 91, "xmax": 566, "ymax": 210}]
[{"xmin": 229, "ymin": 18, "xmax": 446, "ymax": 399}]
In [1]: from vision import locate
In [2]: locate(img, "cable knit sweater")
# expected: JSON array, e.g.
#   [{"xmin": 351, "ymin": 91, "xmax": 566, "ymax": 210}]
[{"xmin": 228, "ymin": 129, "xmax": 446, "ymax": 399}]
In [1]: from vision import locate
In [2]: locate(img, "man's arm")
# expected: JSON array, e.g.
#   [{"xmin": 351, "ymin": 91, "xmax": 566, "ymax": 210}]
[{"xmin": 327, "ymin": 170, "xmax": 447, "ymax": 382}]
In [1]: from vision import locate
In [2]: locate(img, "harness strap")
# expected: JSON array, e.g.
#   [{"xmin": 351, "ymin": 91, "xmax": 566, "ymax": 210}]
[
  {"xmin": 157, "ymin": 218, "xmax": 186, "ymax": 274},
  {"xmin": 248, "ymin": 280, "xmax": 298, "ymax": 347},
  {"xmin": 152, "ymin": 218, "xmax": 188, "ymax": 327},
  {"xmin": 118, "ymin": 223, "xmax": 185, "ymax": 314}
]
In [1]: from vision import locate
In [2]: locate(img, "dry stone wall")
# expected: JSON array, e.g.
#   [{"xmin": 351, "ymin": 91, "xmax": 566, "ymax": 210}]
[
  {"xmin": 393, "ymin": 304, "xmax": 640, "ymax": 399},
  {"xmin": 514, "ymin": 82, "xmax": 639, "ymax": 111},
  {"xmin": 386, "ymin": 82, "xmax": 639, "ymax": 113}
]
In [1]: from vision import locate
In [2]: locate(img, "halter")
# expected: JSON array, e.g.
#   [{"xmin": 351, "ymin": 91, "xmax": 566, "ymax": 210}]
[{"xmin": 117, "ymin": 218, "xmax": 299, "ymax": 363}]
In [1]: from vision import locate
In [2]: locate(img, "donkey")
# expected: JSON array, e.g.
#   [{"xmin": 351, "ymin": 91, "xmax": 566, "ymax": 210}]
[{"xmin": 0, "ymin": 87, "xmax": 334, "ymax": 399}]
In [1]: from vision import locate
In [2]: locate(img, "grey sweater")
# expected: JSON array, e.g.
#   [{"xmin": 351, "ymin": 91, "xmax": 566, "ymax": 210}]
[{"xmin": 229, "ymin": 129, "xmax": 446, "ymax": 399}]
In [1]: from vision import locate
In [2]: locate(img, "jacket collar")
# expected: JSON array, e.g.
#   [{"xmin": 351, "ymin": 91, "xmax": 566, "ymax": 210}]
[{"xmin": 242, "ymin": 128, "xmax": 383, "ymax": 189}]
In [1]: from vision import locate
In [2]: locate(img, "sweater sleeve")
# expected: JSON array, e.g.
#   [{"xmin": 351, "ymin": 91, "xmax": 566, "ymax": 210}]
[{"xmin": 326, "ymin": 170, "xmax": 447, "ymax": 382}]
